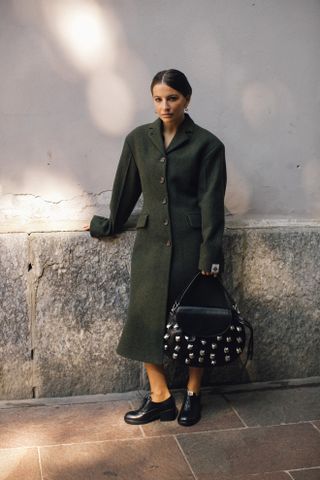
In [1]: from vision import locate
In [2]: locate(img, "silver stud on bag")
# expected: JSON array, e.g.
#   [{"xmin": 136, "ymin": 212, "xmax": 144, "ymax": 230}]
[
  {"xmin": 187, "ymin": 344, "xmax": 193, "ymax": 350},
  {"xmin": 173, "ymin": 323, "xmax": 179, "ymax": 329},
  {"xmin": 211, "ymin": 360, "xmax": 217, "ymax": 365},
  {"xmin": 174, "ymin": 345, "xmax": 181, "ymax": 352},
  {"xmin": 201, "ymin": 339, "xmax": 207, "ymax": 345},
  {"xmin": 189, "ymin": 353, "xmax": 195, "ymax": 359},
  {"xmin": 225, "ymin": 355, "xmax": 231, "ymax": 362},
  {"xmin": 164, "ymin": 344, "xmax": 168, "ymax": 350},
  {"xmin": 236, "ymin": 347, "xmax": 242, "ymax": 354},
  {"xmin": 211, "ymin": 343, "xmax": 217, "ymax": 350},
  {"xmin": 166, "ymin": 323, "xmax": 171, "ymax": 329},
  {"xmin": 210, "ymin": 353, "xmax": 216, "ymax": 359},
  {"xmin": 230, "ymin": 325, "xmax": 235, "ymax": 330},
  {"xmin": 185, "ymin": 335, "xmax": 189, "ymax": 340},
  {"xmin": 175, "ymin": 335, "xmax": 181, "ymax": 342},
  {"xmin": 189, "ymin": 336, "xmax": 196, "ymax": 342},
  {"xmin": 236, "ymin": 326, "xmax": 242, "ymax": 332},
  {"xmin": 198, "ymin": 357, "xmax": 204, "ymax": 363},
  {"xmin": 224, "ymin": 347, "xmax": 229, "ymax": 353},
  {"xmin": 236, "ymin": 337, "xmax": 243, "ymax": 343},
  {"xmin": 172, "ymin": 353, "xmax": 178, "ymax": 359},
  {"xmin": 217, "ymin": 336, "xmax": 223, "ymax": 341},
  {"xmin": 164, "ymin": 333, "xmax": 170, "ymax": 340},
  {"xmin": 185, "ymin": 358, "xmax": 190, "ymax": 365},
  {"xmin": 226, "ymin": 337, "xmax": 232, "ymax": 343},
  {"xmin": 200, "ymin": 350, "xmax": 205, "ymax": 356}
]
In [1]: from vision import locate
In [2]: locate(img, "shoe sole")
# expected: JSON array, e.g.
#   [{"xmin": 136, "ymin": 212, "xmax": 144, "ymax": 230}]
[
  {"xmin": 124, "ymin": 408, "xmax": 178, "ymax": 425},
  {"xmin": 178, "ymin": 415, "xmax": 201, "ymax": 427}
]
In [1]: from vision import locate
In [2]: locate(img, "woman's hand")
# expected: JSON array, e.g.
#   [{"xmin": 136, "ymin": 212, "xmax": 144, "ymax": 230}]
[
  {"xmin": 82, "ymin": 224, "xmax": 90, "ymax": 231},
  {"xmin": 201, "ymin": 270, "xmax": 218, "ymax": 277},
  {"xmin": 201, "ymin": 264, "xmax": 219, "ymax": 277}
]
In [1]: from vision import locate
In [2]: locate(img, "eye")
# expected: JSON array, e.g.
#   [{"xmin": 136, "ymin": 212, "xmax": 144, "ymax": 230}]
[
  {"xmin": 168, "ymin": 96, "xmax": 178, "ymax": 101},
  {"xmin": 154, "ymin": 97, "xmax": 161, "ymax": 102}
]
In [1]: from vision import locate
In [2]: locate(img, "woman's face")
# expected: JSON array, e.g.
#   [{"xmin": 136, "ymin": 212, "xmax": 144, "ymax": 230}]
[{"xmin": 152, "ymin": 83, "xmax": 190, "ymax": 127}]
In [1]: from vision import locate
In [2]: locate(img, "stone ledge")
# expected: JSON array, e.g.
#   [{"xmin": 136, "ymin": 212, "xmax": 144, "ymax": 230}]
[
  {"xmin": 0, "ymin": 225, "xmax": 319, "ymax": 400},
  {"xmin": 1, "ymin": 214, "xmax": 320, "ymax": 234}
]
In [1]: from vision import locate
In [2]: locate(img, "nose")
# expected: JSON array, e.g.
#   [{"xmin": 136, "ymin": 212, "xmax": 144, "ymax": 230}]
[{"xmin": 162, "ymin": 99, "xmax": 170, "ymax": 111}]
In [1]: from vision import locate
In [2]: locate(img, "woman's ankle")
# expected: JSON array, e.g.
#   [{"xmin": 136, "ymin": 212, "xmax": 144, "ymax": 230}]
[{"xmin": 150, "ymin": 390, "xmax": 171, "ymax": 403}]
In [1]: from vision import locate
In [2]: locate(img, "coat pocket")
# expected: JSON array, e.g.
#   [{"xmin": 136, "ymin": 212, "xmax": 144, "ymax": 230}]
[
  {"xmin": 186, "ymin": 213, "xmax": 202, "ymax": 229},
  {"xmin": 136, "ymin": 213, "xmax": 149, "ymax": 229}
]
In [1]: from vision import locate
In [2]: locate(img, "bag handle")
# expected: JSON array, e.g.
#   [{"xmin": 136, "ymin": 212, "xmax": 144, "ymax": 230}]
[{"xmin": 171, "ymin": 271, "xmax": 238, "ymax": 312}]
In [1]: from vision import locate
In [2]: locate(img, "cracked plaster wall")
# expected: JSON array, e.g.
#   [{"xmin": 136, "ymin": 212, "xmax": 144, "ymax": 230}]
[{"xmin": 1, "ymin": 0, "xmax": 320, "ymax": 233}]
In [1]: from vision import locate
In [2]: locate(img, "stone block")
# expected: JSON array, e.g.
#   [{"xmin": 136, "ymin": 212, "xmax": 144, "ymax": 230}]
[
  {"xmin": 1, "ymin": 225, "xmax": 319, "ymax": 400},
  {"xmin": 0, "ymin": 234, "xmax": 32, "ymax": 400},
  {"xmin": 239, "ymin": 228, "xmax": 320, "ymax": 382},
  {"xmin": 29, "ymin": 231, "xmax": 141, "ymax": 397},
  {"xmin": 167, "ymin": 228, "xmax": 320, "ymax": 387}
]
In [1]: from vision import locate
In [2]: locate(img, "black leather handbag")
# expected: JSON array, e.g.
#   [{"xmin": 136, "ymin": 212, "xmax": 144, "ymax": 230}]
[{"xmin": 164, "ymin": 272, "xmax": 253, "ymax": 367}]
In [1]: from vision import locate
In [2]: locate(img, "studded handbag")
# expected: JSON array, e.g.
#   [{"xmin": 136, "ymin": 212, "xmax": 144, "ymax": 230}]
[{"xmin": 164, "ymin": 272, "xmax": 253, "ymax": 367}]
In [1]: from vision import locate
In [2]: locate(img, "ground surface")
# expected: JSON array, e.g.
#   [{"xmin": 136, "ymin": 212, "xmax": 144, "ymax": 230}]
[{"xmin": 0, "ymin": 383, "xmax": 319, "ymax": 480}]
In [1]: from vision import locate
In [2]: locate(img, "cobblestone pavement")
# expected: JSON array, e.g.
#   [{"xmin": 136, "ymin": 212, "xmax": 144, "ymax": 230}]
[{"xmin": 0, "ymin": 382, "xmax": 319, "ymax": 480}]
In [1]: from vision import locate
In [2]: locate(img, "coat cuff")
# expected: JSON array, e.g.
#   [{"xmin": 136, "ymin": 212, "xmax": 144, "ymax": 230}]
[
  {"xmin": 198, "ymin": 247, "xmax": 224, "ymax": 273},
  {"xmin": 89, "ymin": 215, "xmax": 112, "ymax": 238}
]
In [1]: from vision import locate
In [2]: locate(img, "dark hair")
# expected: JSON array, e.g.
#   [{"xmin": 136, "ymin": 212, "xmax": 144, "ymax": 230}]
[{"xmin": 150, "ymin": 69, "xmax": 192, "ymax": 98}]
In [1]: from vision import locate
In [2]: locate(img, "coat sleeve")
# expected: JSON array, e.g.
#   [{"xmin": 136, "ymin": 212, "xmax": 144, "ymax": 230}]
[
  {"xmin": 198, "ymin": 142, "xmax": 227, "ymax": 272},
  {"xmin": 89, "ymin": 139, "xmax": 142, "ymax": 238}
]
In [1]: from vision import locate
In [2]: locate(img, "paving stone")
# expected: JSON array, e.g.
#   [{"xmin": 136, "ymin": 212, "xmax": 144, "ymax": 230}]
[
  {"xmin": 226, "ymin": 473, "xmax": 291, "ymax": 480},
  {"xmin": 289, "ymin": 468, "xmax": 320, "ymax": 480},
  {"xmin": 0, "ymin": 401, "xmax": 142, "ymax": 448},
  {"xmin": 39, "ymin": 437, "xmax": 195, "ymax": 480},
  {"xmin": 137, "ymin": 391, "xmax": 243, "ymax": 436},
  {"xmin": 225, "ymin": 386, "xmax": 320, "ymax": 426},
  {"xmin": 177, "ymin": 423, "xmax": 320, "ymax": 480},
  {"xmin": 0, "ymin": 448, "xmax": 41, "ymax": 480}
]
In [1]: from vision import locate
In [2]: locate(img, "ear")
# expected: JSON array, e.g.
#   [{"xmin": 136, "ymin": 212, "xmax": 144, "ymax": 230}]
[{"xmin": 185, "ymin": 95, "xmax": 191, "ymax": 107}]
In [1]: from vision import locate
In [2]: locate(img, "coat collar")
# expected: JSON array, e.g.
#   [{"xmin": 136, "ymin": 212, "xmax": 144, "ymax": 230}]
[{"xmin": 148, "ymin": 114, "xmax": 195, "ymax": 154}]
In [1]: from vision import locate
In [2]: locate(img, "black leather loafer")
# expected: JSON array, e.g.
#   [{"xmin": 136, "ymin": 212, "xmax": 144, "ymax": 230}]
[
  {"xmin": 178, "ymin": 391, "xmax": 202, "ymax": 426},
  {"xmin": 124, "ymin": 394, "xmax": 178, "ymax": 425}
]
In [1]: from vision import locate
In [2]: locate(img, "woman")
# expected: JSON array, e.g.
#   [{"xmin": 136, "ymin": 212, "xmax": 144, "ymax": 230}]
[{"xmin": 83, "ymin": 69, "xmax": 226, "ymax": 426}]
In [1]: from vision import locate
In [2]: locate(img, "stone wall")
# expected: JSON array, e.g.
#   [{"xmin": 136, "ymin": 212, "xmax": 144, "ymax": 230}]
[{"xmin": 1, "ymin": 224, "xmax": 319, "ymax": 400}]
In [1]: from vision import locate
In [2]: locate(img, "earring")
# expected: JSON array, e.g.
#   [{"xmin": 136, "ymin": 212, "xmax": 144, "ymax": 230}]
[{"xmin": 185, "ymin": 107, "xmax": 189, "ymax": 112}]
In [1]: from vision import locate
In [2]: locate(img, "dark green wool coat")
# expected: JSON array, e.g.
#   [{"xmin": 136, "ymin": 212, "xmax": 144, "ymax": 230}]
[{"xmin": 90, "ymin": 114, "xmax": 226, "ymax": 364}]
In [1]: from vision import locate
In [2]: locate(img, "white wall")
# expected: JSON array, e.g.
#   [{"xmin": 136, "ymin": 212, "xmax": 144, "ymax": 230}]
[{"xmin": 1, "ymin": 0, "xmax": 319, "ymax": 232}]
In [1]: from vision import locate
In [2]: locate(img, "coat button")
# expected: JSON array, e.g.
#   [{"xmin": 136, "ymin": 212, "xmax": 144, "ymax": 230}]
[
  {"xmin": 160, "ymin": 176, "xmax": 165, "ymax": 184},
  {"xmin": 162, "ymin": 197, "xmax": 167, "ymax": 204},
  {"xmin": 166, "ymin": 240, "xmax": 171, "ymax": 247},
  {"xmin": 160, "ymin": 157, "xmax": 166, "ymax": 163},
  {"xmin": 163, "ymin": 219, "xmax": 169, "ymax": 226}
]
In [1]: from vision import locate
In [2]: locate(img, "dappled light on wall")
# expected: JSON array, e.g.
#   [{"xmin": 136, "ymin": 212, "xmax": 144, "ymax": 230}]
[
  {"xmin": 41, "ymin": 0, "xmax": 117, "ymax": 73},
  {"xmin": 40, "ymin": 0, "xmax": 136, "ymax": 136},
  {"xmin": 87, "ymin": 69, "xmax": 135, "ymax": 136},
  {"xmin": 302, "ymin": 158, "xmax": 320, "ymax": 215},
  {"xmin": 241, "ymin": 80, "xmax": 295, "ymax": 131},
  {"xmin": 225, "ymin": 162, "xmax": 251, "ymax": 215},
  {"xmin": 241, "ymin": 82, "xmax": 277, "ymax": 129},
  {"xmin": 0, "ymin": 168, "xmax": 91, "ymax": 232}
]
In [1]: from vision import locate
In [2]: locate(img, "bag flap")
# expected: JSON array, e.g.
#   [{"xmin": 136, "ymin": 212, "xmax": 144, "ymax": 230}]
[{"xmin": 176, "ymin": 306, "xmax": 233, "ymax": 337}]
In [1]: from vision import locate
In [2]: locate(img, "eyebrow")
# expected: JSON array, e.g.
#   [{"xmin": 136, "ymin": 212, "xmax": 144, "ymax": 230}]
[{"xmin": 153, "ymin": 94, "xmax": 178, "ymax": 98}]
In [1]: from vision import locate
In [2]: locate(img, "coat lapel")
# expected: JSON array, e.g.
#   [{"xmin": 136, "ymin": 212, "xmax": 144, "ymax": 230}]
[
  {"xmin": 166, "ymin": 114, "xmax": 195, "ymax": 153},
  {"xmin": 148, "ymin": 114, "xmax": 195, "ymax": 154},
  {"xmin": 148, "ymin": 118, "xmax": 165, "ymax": 154}
]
